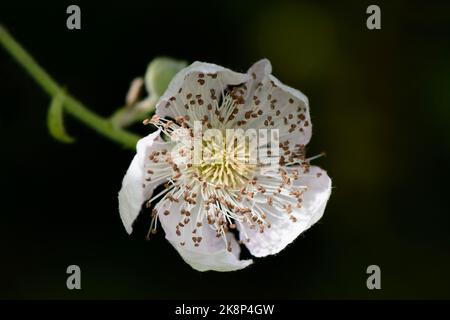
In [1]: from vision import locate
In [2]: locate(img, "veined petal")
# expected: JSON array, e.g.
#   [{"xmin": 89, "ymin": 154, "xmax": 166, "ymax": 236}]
[
  {"xmin": 118, "ymin": 130, "xmax": 172, "ymax": 234},
  {"xmin": 238, "ymin": 166, "xmax": 331, "ymax": 258},
  {"xmin": 234, "ymin": 59, "xmax": 312, "ymax": 153},
  {"xmin": 156, "ymin": 61, "xmax": 248, "ymax": 124},
  {"xmin": 156, "ymin": 197, "xmax": 253, "ymax": 272}
]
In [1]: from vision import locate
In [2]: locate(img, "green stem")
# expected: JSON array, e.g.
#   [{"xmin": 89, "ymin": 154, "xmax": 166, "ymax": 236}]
[{"xmin": 0, "ymin": 25, "xmax": 141, "ymax": 149}]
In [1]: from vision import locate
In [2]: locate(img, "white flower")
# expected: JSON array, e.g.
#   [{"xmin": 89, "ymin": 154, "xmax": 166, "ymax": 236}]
[{"xmin": 118, "ymin": 59, "xmax": 332, "ymax": 272}]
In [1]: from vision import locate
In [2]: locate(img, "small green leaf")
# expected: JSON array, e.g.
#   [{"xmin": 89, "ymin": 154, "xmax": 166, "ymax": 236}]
[{"xmin": 47, "ymin": 90, "xmax": 75, "ymax": 143}]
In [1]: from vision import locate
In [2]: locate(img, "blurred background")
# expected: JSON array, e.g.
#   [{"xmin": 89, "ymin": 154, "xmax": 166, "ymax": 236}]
[{"xmin": 1, "ymin": 0, "xmax": 450, "ymax": 299}]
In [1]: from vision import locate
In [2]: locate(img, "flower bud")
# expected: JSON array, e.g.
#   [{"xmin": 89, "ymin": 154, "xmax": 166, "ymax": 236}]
[{"xmin": 145, "ymin": 57, "xmax": 187, "ymax": 97}]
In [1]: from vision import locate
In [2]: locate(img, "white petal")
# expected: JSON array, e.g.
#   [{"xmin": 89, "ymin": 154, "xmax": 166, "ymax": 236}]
[
  {"xmin": 239, "ymin": 166, "xmax": 331, "ymax": 257},
  {"xmin": 239, "ymin": 59, "xmax": 312, "ymax": 149},
  {"xmin": 245, "ymin": 58, "xmax": 273, "ymax": 94},
  {"xmin": 156, "ymin": 198, "xmax": 253, "ymax": 272},
  {"xmin": 118, "ymin": 130, "xmax": 172, "ymax": 234},
  {"xmin": 156, "ymin": 61, "xmax": 248, "ymax": 122}
]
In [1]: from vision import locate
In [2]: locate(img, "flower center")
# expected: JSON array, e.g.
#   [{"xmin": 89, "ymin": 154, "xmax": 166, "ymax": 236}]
[{"xmin": 196, "ymin": 133, "xmax": 256, "ymax": 189}]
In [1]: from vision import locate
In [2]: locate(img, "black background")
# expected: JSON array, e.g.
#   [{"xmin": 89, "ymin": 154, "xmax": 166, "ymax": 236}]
[{"xmin": 1, "ymin": 0, "xmax": 450, "ymax": 299}]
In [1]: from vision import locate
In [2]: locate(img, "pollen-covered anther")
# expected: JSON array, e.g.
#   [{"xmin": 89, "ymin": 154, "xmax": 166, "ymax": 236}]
[{"xmin": 283, "ymin": 204, "xmax": 293, "ymax": 214}]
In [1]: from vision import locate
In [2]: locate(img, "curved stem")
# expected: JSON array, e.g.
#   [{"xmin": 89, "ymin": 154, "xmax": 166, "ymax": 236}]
[{"xmin": 0, "ymin": 25, "xmax": 141, "ymax": 149}]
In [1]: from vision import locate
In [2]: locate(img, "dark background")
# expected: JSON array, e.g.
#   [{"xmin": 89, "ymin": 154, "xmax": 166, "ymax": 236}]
[{"xmin": 1, "ymin": 0, "xmax": 450, "ymax": 299}]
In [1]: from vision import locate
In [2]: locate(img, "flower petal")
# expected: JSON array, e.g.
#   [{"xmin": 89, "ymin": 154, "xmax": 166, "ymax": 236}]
[
  {"xmin": 156, "ymin": 198, "xmax": 253, "ymax": 272},
  {"xmin": 239, "ymin": 166, "xmax": 331, "ymax": 257},
  {"xmin": 118, "ymin": 130, "xmax": 172, "ymax": 234},
  {"xmin": 237, "ymin": 59, "xmax": 312, "ymax": 151},
  {"xmin": 156, "ymin": 61, "xmax": 248, "ymax": 123}
]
